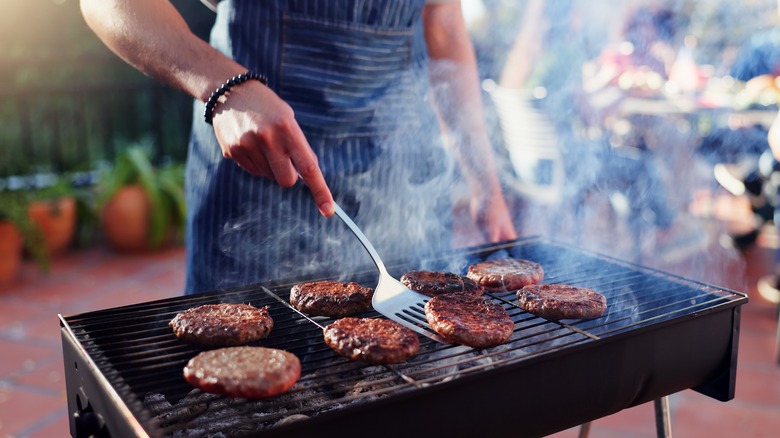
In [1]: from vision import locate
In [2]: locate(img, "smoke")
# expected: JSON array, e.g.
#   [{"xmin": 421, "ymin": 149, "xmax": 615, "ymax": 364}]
[
  {"xmin": 217, "ymin": 76, "xmax": 462, "ymax": 286},
  {"xmin": 215, "ymin": 0, "xmax": 770, "ymax": 290},
  {"xmin": 462, "ymin": 0, "xmax": 778, "ymax": 288}
]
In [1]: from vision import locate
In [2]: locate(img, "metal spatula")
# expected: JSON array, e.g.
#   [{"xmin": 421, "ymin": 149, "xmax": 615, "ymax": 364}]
[{"xmin": 332, "ymin": 202, "xmax": 449, "ymax": 343}]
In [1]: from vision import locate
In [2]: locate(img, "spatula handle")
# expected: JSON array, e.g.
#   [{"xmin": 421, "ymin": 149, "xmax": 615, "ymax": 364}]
[{"xmin": 331, "ymin": 202, "xmax": 389, "ymax": 277}]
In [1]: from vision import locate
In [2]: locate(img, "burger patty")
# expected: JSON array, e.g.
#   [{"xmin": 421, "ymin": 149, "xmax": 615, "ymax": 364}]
[
  {"xmin": 516, "ymin": 284, "xmax": 607, "ymax": 320},
  {"xmin": 183, "ymin": 346, "xmax": 301, "ymax": 399},
  {"xmin": 290, "ymin": 280, "xmax": 374, "ymax": 317},
  {"xmin": 424, "ymin": 294, "xmax": 514, "ymax": 348},
  {"xmin": 169, "ymin": 303, "xmax": 273, "ymax": 347},
  {"xmin": 400, "ymin": 270, "xmax": 484, "ymax": 297},
  {"xmin": 322, "ymin": 317, "xmax": 420, "ymax": 364},
  {"xmin": 466, "ymin": 258, "xmax": 544, "ymax": 291}
]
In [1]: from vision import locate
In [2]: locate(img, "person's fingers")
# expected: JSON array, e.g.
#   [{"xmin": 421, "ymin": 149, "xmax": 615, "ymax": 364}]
[
  {"xmin": 223, "ymin": 126, "xmax": 288, "ymax": 183},
  {"xmin": 253, "ymin": 156, "xmax": 274, "ymax": 180},
  {"xmin": 266, "ymin": 153, "xmax": 299, "ymax": 188},
  {"xmin": 258, "ymin": 119, "xmax": 334, "ymax": 216},
  {"xmin": 228, "ymin": 146, "xmax": 268, "ymax": 178},
  {"xmin": 263, "ymin": 145, "xmax": 335, "ymax": 217},
  {"xmin": 472, "ymin": 197, "xmax": 517, "ymax": 243},
  {"xmin": 212, "ymin": 93, "xmax": 334, "ymax": 216},
  {"xmin": 492, "ymin": 222, "xmax": 518, "ymax": 242},
  {"xmin": 266, "ymin": 149, "xmax": 334, "ymax": 217},
  {"xmin": 286, "ymin": 128, "xmax": 334, "ymax": 217},
  {"xmin": 249, "ymin": 118, "xmax": 300, "ymax": 188},
  {"xmin": 299, "ymin": 163, "xmax": 334, "ymax": 217},
  {"xmin": 245, "ymin": 152, "xmax": 274, "ymax": 180},
  {"xmin": 489, "ymin": 211, "xmax": 517, "ymax": 241},
  {"xmin": 237, "ymin": 136, "xmax": 281, "ymax": 181}
]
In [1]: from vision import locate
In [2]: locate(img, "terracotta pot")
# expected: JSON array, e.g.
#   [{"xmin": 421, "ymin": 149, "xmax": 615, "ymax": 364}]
[
  {"xmin": 27, "ymin": 196, "xmax": 77, "ymax": 257},
  {"xmin": 100, "ymin": 185, "xmax": 152, "ymax": 252},
  {"xmin": 0, "ymin": 221, "xmax": 23, "ymax": 284}
]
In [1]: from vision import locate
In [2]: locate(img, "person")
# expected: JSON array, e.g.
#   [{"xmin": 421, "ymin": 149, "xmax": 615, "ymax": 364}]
[
  {"xmin": 708, "ymin": 24, "xmax": 780, "ymax": 304},
  {"xmin": 79, "ymin": 0, "xmax": 517, "ymax": 294},
  {"xmin": 758, "ymin": 107, "xmax": 780, "ymax": 305},
  {"xmin": 581, "ymin": 4, "xmax": 680, "ymax": 102},
  {"xmin": 485, "ymin": 0, "xmax": 600, "ymax": 234},
  {"xmin": 576, "ymin": 3, "xmax": 709, "ymax": 261}
]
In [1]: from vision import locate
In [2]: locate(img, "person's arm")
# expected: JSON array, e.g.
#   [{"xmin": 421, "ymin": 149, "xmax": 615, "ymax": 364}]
[
  {"xmin": 422, "ymin": 2, "xmax": 517, "ymax": 244},
  {"xmin": 498, "ymin": 0, "xmax": 547, "ymax": 89},
  {"xmin": 79, "ymin": 0, "xmax": 334, "ymax": 216}
]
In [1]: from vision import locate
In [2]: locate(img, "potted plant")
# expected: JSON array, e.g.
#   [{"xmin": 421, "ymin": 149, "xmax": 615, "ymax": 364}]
[
  {"xmin": 0, "ymin": 195, "xmax": 25, "ymax": 284},
  {"xmin": 97, "ymin": 145, "xmax": 186, "ymax": 252},
  {"xmin": 24, "ymin": 177, "xmax": 80, "ymax": 257},
  {"xmin": 0, "ymin": 191, "xmax": 48, "ymax": 283}
]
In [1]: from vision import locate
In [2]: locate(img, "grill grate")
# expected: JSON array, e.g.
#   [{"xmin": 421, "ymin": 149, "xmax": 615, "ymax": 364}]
[{"xmin": 60, "ymin": 237, "xmax": 747, "ymax": 437}]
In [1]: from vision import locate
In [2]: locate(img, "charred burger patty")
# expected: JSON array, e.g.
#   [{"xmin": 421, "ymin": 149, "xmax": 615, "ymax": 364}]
[
  {"xmin": 323, "ymin": 317, "xmax": 420, "ymax": 364},
  {"xmin": 169, "ymin": 303, "xmax": 273, "ymax": 347},
  {"xmin": 183, "ymin": 346, "xmax": 300, "ymax": 399},
  {"xmin": 467, "ymin": 258, "xmax": 544, "ymax": 291},
  {"xmin": 400, "ymin": 270, "xmax": 484, "ymax": 297},
  {"xmin": 516, "ymin": 284, "xmax": 607, "ymax": 320},
  {"xmin": 290, "ymin": 280, "xmax": 374, "ymax": 317},
  {"xmin": 424, "ymin": 294, "xmax": 514, "ymax": 348}
]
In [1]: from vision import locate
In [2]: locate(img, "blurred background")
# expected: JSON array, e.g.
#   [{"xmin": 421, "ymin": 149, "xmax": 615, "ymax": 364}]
[
  {"xmin": 4, "ymin": 0, "xmax": 780, "ymax": 267},
  {"xmin": 0, "ymin": 0, "xmax": 214, "ymax": 178},
  {"xmin": 1, "ymin": 0, "xmax": 779, "ymax": 437}
]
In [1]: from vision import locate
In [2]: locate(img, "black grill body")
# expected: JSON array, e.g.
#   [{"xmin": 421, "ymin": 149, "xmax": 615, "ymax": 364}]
[{"xmin": 60, "ymin": 238, "xmax": 747, "ymax": 437}]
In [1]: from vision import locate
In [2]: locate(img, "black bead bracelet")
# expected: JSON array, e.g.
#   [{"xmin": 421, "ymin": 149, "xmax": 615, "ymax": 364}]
[{"xmin": 204, "ymin": 71, "xmax": 268, "ymax": 125}]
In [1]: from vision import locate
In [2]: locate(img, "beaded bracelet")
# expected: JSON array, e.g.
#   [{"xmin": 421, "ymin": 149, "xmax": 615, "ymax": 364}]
[{"xmin": 204, "ymin": 71, "xmax": 268, "ymax": 125}]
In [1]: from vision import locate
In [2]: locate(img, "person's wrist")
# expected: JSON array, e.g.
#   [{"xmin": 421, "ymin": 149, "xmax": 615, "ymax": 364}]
[{"xmin": 204, "ymin": 71, "xmax": 267, "ymax": 125}]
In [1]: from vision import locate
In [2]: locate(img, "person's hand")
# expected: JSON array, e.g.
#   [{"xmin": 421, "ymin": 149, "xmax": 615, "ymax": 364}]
[
  {"xmin": 211, "ymin": 80, "xmax": 335, "ymax": 217},
  {"xmin": 471, "ymin": 189, "xmax": 518, "ymax": 244},
  {"xmin": 452, "ymin": 187, "xmax": 517, "ymax": 249}
]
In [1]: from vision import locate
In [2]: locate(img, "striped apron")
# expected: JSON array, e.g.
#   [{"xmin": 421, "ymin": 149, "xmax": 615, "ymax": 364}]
[{"xmin": 185, "ymin": 0, "xmax": 456, "ymax": 294}]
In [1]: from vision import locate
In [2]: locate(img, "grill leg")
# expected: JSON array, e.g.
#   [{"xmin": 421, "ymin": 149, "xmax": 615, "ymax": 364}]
[
  {"xmin": 577, "ymin": 422, "xmax": 592, "ymax": 438},
  {"xmin": 579, "ymin": 397, "xmax": 671, "ymax": 438},
  {"xmin": 654, "ymin": 397, "xmax": 673, "ymax": 438}
]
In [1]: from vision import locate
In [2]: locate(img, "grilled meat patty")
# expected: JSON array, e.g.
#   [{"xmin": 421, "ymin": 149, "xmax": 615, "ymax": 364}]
[
  {"xmin": 323, "ymin": 317, "xmax": 420, "ymax": 364},
  {"xmin": 290, "ymin": 280, "xmax": 374, "ymax": 317},
  {"xmin": 400, "ymin": 270, "xmax": 484, "ymax": 297},
  {"xmin": 516, "ymin": 284, "xmax": 607, "ymax": 320},
  {"xmin": 169, "ymin": 303, "xmax": 273, "ymax": 347},
  {"xmin": 466, "ymin": 258, "xmax": 544, "ymax": 291},
  {"xmin": 424, "ymin": 294, "xmax": 514, "ymax": 348},
  {"xmin": 183, "ymin": 346, "xmax": 301, "ymax": 399}
]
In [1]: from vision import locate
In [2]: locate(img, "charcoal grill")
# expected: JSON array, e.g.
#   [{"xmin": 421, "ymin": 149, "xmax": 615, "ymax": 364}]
[{"xmin": 59, "ymin": 237, "xmax": 747, "ymax": 437}]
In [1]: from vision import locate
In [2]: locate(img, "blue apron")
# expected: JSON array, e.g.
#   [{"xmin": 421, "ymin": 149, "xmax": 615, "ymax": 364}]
[{"xmin": 185, "ymin": 0, "xmax": 455, "ymax": 294}]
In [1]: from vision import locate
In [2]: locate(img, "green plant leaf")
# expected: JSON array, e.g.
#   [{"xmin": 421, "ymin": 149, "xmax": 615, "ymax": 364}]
[
  {"xmin": 0, "ymin": 191, "xmax": 49, "ymax": 272},
  {"xmin": 158, "ymin": 166, "xmax": 187, "ymax": 238},
  {"xmin": 96, "ymin": 142, "xmax": 186, "ymax": 251},
  {"xmin": 72, "ymin": 186, "xmax": 100, "ymax": 248},
  {"xmin": 97, "ymin": 151, "xmax": 136, "ymax": 207}
]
